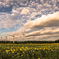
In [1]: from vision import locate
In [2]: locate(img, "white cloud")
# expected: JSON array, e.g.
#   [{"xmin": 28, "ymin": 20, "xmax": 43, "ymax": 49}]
[
  {"xmin": 20, "ymin": 8, "xmax": 29, "ymax": 15},
  {"xmin": 0, "ymin": 13, "xmax": 20, "ymax": 29}
]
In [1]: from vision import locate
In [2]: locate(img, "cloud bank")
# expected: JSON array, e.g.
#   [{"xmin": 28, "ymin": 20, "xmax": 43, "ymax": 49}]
[
  {"xmin": 5, "ymin": 12, "xmax": 59, "ymax": 41},
  {"xmin": 23, "ymin": 12, "xmax": 59, "ymax": 30},
  {"xmin": 0, "ymin": 0, "xmax": 59, "ymax": 41}
]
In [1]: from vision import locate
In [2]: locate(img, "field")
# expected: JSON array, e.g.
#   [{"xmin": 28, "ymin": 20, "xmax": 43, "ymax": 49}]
[{"xmin": 0, "ymin": 43, "xmax": 59, "ymax": 59}]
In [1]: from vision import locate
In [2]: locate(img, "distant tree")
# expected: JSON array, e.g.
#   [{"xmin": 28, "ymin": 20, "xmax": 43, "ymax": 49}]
[{"xmin": 55, "ymin": 39, "xmax": 59, "ymax": 43}]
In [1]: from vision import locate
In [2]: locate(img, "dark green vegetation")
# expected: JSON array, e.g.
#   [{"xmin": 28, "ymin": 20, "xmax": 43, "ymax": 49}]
[{"xmin": 0, "ymin": 39, "xmax": 59, "ymax": 44}]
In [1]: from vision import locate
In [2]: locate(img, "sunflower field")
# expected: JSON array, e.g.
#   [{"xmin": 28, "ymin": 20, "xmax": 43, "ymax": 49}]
[{"xmin": 0, "ymin": 43, "xmax": 59, "ymax": 59}]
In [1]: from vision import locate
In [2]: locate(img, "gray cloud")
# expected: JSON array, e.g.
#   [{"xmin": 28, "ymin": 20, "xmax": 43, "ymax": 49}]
[{"xmin": 25, "ymin": 28, "xmax": 59, "ymax": 37}]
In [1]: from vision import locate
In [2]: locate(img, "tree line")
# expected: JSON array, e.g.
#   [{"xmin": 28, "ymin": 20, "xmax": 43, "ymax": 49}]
[{"xmin": 0, "ymin": 39, "xmax": 59, "ymax": 44}]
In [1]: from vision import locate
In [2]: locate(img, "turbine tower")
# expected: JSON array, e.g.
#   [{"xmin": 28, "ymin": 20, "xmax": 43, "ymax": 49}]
[
  {"xmin": 8, "ymin": 35, "xmax": 15, "ymax": 43},
  {"xmin": 13, "ymin": 35, "xmax": 15, "ymax": 43},
  {"xmin": 1, "ymin": 37, "xmax": 2, "ymax": 42},
  {"xmin": 5, "ymin": 36, "xmax": 7, "ymax": 43},
  {"xmin": 23, "ymin": 30, "xmax": 25, "ymax": 42}
]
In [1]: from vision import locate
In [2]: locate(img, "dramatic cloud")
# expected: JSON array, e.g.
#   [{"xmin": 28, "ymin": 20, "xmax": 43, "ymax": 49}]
[
  {"xmin": 6, "ymin": 12, "xmax": 59, "ymax": 41},
  {"xmin": 0, "ymin": 0, "xmax": 59, "ymax": 41},
  {"xmin": 23, "ymin": 12, "xmax": 59, "ymax": 30},
  {"xmin": 25, "ymin": 28, "xmax": 59, "ymax": 37}
]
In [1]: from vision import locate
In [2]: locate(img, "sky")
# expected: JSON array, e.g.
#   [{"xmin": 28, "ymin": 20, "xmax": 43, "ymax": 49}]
[{"xmin": 0, "ymin": 0, "xmax": 59, "ymax": 41}]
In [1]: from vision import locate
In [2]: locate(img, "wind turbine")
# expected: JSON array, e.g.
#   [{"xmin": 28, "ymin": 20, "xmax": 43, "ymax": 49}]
[
  {"xmin": 22, "ymin": 30, "xmax": 25, "ymax": 42},
  {"xmin": 1, "ymin": 37, "xmax": 2, "ymax": 42},
  {"xmin": 12, "ymin": 35, "xmax": 15, "ymax": 43},
  {"xmin": 8, "ymin": 35, "xmax": 15, "ymax": 43},
  {"xmin": 5, "ymin": 36, "xmax": 7, "ymax": 43}
]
